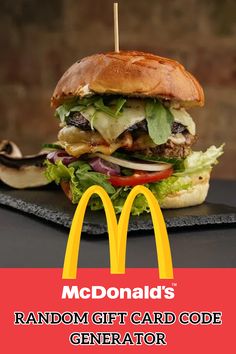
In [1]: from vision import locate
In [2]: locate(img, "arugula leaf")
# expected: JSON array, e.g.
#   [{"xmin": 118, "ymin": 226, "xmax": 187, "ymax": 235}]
[
  {"xmin": 68, "ymin": 160, "xmax": 91, "ymax": 172},
  {"xmin": 112, "ymin": 151, "xmax": 131, "ymax": 160},
  {"xmin": 145, "ymin": 100, "xmax": 174, "ymax": 145},
  {"xmin": 76, "ymin": 169, "xmax": 115, "ymax": 194},
  {"xmin": 55, "ymin": 98, "xmax": 85, "ymax": 124},
  {"xmin": 68, "ymin": 160, "xmax": 115, "ymax": 194},
  {"xmin": 55, "ymin": 96, "xmax": 98, "ymax": 122},
  {"xmin": 132, "ymin": 153, "xmax": 184, "ymax": 171},
  {"xmin": 114, "ymin": 97, "xmax": 127, "ymax": 115},
  {"xmin": 78, "ymin": 96, "xmax": 99, "ymax": 106},
  {"xmin": 120, "ymin": 168, "xmax": 134, "ymax": 176},
  {"xmin": 94, "ymin": 98, "xmax": 119, "ymax": 118},
  {"xmin": 55, "ymin": 95, "xmax": 127, "ymax": 124}
]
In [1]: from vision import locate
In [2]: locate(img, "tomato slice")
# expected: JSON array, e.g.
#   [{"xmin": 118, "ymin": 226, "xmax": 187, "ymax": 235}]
[{"xmin": 109, "ymin": 168, "xmax": 173, "ymax": 186}]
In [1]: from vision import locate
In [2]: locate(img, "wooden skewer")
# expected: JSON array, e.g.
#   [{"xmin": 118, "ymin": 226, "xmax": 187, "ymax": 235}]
[{"xmin": 113, "ymin": 3, "xmax": 119, "ymax": 52}]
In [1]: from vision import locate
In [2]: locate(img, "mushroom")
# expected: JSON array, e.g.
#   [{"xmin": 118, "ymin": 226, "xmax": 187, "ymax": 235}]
[
  {"xmin": 0, "ymin": 140, "xmax": 50, "ymax": 189},
  {"xmin": 0, "ymin": 140, "xmax": 22, "ymax": 158}
]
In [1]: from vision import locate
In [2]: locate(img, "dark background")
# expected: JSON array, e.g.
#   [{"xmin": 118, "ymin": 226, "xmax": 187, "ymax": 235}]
[{"xmin": 0, "ymin": 0, "xmax": 235, "ymax": 179}]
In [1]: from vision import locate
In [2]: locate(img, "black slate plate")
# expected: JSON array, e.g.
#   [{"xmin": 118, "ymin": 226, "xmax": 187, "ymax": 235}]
[{"xmin": 0, "ymin": 186, "xmax": 236, "ymax": 234}]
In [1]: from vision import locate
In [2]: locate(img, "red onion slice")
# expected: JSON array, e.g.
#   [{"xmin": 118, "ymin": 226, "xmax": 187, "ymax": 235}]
[
  {"xmin": 89, "ymin": 157, "xmax": 120, "ymax": 176},
  {"xmin": 47, "ymin": 150, "xmax": 77, "ymax": 166}
]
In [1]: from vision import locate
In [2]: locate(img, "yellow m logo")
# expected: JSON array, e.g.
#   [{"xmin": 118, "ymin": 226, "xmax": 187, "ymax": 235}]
[{"xmin": 62, "ymin": 185, "xmax": 173, "ymax": 280}]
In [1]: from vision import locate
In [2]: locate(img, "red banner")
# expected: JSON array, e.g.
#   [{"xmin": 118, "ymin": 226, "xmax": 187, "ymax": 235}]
[{"xmin": 0, "ymin": 268, "xmax": 234, "ymax": 353}]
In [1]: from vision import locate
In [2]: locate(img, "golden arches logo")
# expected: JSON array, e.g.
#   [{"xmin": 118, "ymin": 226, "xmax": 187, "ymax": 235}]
[{"xmin": 62, "ymin": 185, "xmax": 173, "ymax": 280}]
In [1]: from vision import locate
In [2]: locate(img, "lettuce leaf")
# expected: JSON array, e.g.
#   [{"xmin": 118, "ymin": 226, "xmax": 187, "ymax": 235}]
[
  {"xmin": 175, "ymin": 145, "xmax": 224, "ymax": 176},
  {"xmin": 44, "ymin": 160, "xmax": 115, "ymax": 203},
  {"xmin": 44, "ymin": 159, "xmax": 72, "ymax": 184},
  {"xmin": 150, "ymin": 176, "xmax": 192, "ymax": 201}
]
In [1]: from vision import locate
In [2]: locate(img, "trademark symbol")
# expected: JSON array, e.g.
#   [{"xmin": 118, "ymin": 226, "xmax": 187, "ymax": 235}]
[{"xmin": 172, "ymin": 283, "xmax": 177, "ymax": 287}]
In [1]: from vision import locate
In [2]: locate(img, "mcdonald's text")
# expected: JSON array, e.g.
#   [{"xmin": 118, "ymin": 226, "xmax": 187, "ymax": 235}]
[
  {"xmin": 0, "ymin": 268, "xmax": 233, "ymax": 353},
  {"xmin": 61, "ymin": 285, "xmax": 175, "ymax": 300}
]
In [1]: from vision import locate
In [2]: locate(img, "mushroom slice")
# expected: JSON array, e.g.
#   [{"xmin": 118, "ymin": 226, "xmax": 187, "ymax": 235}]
[
  {"xmin": 0, "ymin": 153, "xmax": 49, "ymax": 189},
  {"xmin": 0, "ymin": 140, "xmax": 22, "ymax": 158}
]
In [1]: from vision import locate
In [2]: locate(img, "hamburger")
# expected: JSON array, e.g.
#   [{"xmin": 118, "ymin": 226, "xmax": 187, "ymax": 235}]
[{"xmin": 45, "ymin": 51, "xmax": 223, "ymax": 214}]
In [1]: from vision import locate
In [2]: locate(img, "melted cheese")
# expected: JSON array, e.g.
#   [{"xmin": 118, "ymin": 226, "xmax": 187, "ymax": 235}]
[
  {"xmin": 64, "ymin": 142, "xmax": 123, "ymax": 157},
  {"xmin": 81, "ymin": 99, "xmax": 146, "ymax": 143},
  {"xmin": 58, "ymin": 126, "xmax": 133, "ymax": 157},
  {"xmin": 170, "ymin": 108, "xmax": 196, "ymax": 135}
]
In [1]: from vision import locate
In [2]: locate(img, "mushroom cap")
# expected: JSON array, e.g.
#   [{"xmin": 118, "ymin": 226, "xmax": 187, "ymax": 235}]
[{"xmin": 0, "ymin": 141, "xmax": 49, "ymax": 189}]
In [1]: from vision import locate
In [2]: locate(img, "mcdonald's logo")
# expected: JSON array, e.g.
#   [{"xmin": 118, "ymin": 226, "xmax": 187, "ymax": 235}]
[{"xmin": 62, "ymin": 185, "xmax": 173, "ymax": 280}]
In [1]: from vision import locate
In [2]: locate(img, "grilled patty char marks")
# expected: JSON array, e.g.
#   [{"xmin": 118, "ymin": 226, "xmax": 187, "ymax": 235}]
[{"xmin": 146, "ymin": 133, "xmax": 197, "ymax": 158}]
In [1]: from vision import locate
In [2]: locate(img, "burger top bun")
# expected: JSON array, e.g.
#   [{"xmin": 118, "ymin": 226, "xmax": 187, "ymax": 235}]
[{"xmin": 51, "ymin": 51, "xmax": 204, "ymax": 108}]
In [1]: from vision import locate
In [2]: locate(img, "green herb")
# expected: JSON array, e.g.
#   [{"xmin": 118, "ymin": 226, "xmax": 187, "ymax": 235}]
[
  {"xmin": 42, "ymin": 143, "xmax": 63, "ymax": 150},
  {"xmin": 145, "ymin": 100, "xmax": 174, "ymax": 145},
  {"xmin": 132, "ymin": 153, "xmax": 184, "ymax": 171},
  {"xmin": 90, "ymin": 110, "xmax": 97, "ymax": 130},
  {"xmin": 112, "ymin": 151, "xmax": 131, "ymax": 160},
  {"xmin": 55, "ymin": 105, "xmax": 71, "ymax": 124},
  {"xmin": 68, "ymin": 160, "xmax": 91, "ymax": 172},
  {"xmin": 55, "ymin": 95, "xmax": 127, "ymax": 124},
  {"xmin": 76, "ymin": 169, "xmax": 115, "ymax": 194},
  {"xmin": 114, "ymin": 97, "xmax": 127, "ymax": 115},
  {"xmin": 120, "ymin": 168, "xmax": 133, "ymax": 176},
  {"xmin": 54, "ymin": 98, "xmax": 84, "ymax": 124},
  {"xmin": 94, "ymin": 98, "xmax": 118, "ymax": 118},
  {"xmin": 78, "ymin": 96, "xmax": 99, "ymax": 106}
]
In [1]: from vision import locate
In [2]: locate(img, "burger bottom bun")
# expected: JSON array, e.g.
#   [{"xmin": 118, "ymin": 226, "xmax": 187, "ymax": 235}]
[
  {"xmin": 60, "ymin": 172, "xmax": 210, "ymax": 210},
  {"xmin": 160, "ymin": 177, "xmax": 210, "ymax": 209},
  {"xmin": 61, "ymin": 180, "xmax": 72, "ymax": 201}
]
